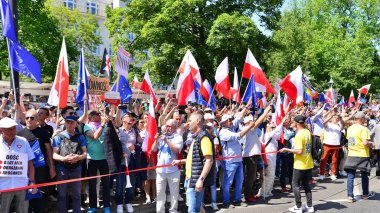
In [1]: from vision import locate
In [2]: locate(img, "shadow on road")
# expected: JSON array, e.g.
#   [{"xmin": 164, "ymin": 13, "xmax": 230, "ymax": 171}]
[{"xmin": 314, "ymin": 201, "xmax": 348, "ymax": 211}]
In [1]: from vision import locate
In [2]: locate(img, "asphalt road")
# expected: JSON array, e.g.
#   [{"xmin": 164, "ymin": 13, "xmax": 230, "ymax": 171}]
[{"xmin": 211, "ymin": 169, "xmax": 380, "ymax": 213}]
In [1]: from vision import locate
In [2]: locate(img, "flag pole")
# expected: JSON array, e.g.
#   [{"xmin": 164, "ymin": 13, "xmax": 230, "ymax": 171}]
[
  {"xmin": 5, "ymin": 38, "xmax": 18, "ymax": 103},
  {"xmin": 115, "ymin": 74, "xmax": 120, "ymax": 92},
  {"xmin": 166, "ymin": 71, "xmax": 179, "ymax": 100}
]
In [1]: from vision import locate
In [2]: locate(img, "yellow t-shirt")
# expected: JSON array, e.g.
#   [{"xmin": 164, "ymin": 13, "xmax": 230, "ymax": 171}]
[
  {"xmin": 185, "ymin": 137, "xmax": 213, "ymax": 179},
  {"xmin": 346, "ymin": 124, "xmax": 370, "ymax": 157},
  {"xmin": 293, "ymin": 129, "xmax": 314, "ymax": 170}
]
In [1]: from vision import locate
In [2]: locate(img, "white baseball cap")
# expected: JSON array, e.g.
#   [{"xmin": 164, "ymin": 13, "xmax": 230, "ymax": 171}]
[
  {"xmin": 221, "ymin": 114, "xmax": 233, "ymax": 123},
  {"xmin": 204, "ymin": 113, "xmax": 215, "ymax": 120},
  {"xmin": 0, "ymin": 117, "xmax": 18, "ymax": 128}
]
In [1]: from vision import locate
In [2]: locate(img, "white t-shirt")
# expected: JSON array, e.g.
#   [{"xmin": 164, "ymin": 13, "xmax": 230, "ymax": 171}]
[
  {"xmin": 241, "ymin": 128, "xmax": 261, "ymax": 157},
  {"xmin": 0, "ymin": 136, "xmax": 35, "ymax": 190},
  {"xmin": 323, "ymin": 122, "xmax": 342, "ymax": 146}
]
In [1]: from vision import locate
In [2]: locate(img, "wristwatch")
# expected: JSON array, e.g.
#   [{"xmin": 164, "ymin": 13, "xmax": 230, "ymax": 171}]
[{"xmin": 199, "ymin": 176, "xmax": 205, "ymax": 182}]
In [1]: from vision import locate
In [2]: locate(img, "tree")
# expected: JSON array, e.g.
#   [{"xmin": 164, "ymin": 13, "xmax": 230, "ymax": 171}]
[
  {"xmin": 105, "ymin": 0, "xmax": 282, "ymax": 83},
  {"xmin": 267, "ymin": 0, "xmax": 380, "ymax": 96},
  {"xmin": 45, "ymin": 0, "xmax": 102, "ymax": 78}
]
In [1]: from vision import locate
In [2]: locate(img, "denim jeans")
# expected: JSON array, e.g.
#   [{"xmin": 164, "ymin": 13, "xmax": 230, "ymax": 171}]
[
  {"xmin": 88, "ymin": 159, "xmax": 110, "ymax": 208},
  {"xmin": 56, "ymin": 167, "xmax": 82, "ymax": 213},
  {"xmin": 115, "ymin": 165, "xmax": 137, "ymax": 205},
  {"xmin": 185, "ymin": 179, "xmax": 205, "ymax": 213},
  {"xmin": 346, "ymin": 169, "xmax": 369, "ymax": 198},
  {"xmin": 222, "ymin": 161, "xmax": 243, "ymax": 204},
  {"xmin": 210, "ymin": 184, "xmax": 217, "ymax": 203}
]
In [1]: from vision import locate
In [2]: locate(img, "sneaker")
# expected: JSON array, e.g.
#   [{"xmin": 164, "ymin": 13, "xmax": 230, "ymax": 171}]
[
  {"xmin": 347, "ymin": 197, "xmax": 356, "ymax": 203},
  {"xmin": 339, "ymin": 170, "xmax": 347, "ymax": 177},
  {"xmin": 87, "ymin": 208, "xmax": 97, "ymax": 213},
  {"xmin": 303, "ymin": 205, "xmax": 315, "ymax": 213},
  {"xmin": 222, "ymin": 203, "xmax": 234, "ymax": 209},
  {"xmin": 246, "ymin": 197, "xmax": 257, "ymax": 202},
  {"xmin": 126, "ymin": 204, "xmax": 134, "ymax": 213},
  {"xmin": 281, "ymin": 187, "xmax": 289, "ymax": 193},
  {"xmin": 178, "ymin": 195, "xmax": 184, "ymax": 202},
  {"xmin": 211, "ymin": 202, "xmax": 219, "ymax": 211},
  {"xmin": 317, "ymin": 175, "xmax": 325, "ymax": 181},
  {"xmin": 104, "ymin": 207, "xmax": 110, "ymax": 213},
  {"xmin": 289, "ymin": 205, "xmax": 303, "ymax": 213},
  {"xmin": 232, "ymin": 201, "xmax": 241, "ymax": 206},
  {"xmin": 330, "ymin": 175, "xmax": 337, "ymax": 181},
  {"xmin": 49, "ymin": 195, "xmax": 57, "ymax": 202},
  {"xmin": 145, "ymin": 197, "xmax": 151, "ymax": 204},
  {"xmin": 362, "ymin": 191, "xmax": 376, "ymax": 199},
  {"xmin": 116, "ymin": 204, "xmax": 123, "ymax": 213}
]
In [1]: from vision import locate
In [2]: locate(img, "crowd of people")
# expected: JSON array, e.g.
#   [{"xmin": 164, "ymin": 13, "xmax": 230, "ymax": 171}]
[{"xmin": 0, "ymin": 91, "xmax": 379, "ymax": 213}]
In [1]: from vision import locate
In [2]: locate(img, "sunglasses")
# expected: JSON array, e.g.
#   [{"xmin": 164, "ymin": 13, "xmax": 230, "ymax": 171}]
[
  {"xmin": 26, "ymin": 116, "xmax": 35, "ymax": 120},
  {"xmin": 68, "ymin": 112, "xmax": 77, "ymax": 116}
]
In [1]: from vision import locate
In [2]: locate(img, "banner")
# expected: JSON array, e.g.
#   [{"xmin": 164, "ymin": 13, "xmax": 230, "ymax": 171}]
[
  {"xmin": 0, "ymin": 153, "xmax": 28, "ymax": 177},
  {"xmin": 87, "ymin": 76, "xmax": 110, "ymax": 95},
  {"xmin": 104, "ymin": 91, "xmax": 121, "ymax": 106}
]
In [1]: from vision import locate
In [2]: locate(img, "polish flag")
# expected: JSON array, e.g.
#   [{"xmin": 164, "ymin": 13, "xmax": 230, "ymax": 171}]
[
  {"xmin": 177, "ymin": 58, "xmax": 196, "ymax": 105},
  {"xmin": 326, "ymin": 85, "xmax": 334, "ymax": 104},
  {"xmin": 283, "ymin": 94, "xmax": 291, "ymax": 112},
  {"xmin": 131, "ymin": 76, "xmax": 141, "ymax": 89},
  {"xmin": 142, "ymin": 97, "xmax": 157, "ymax": 163},
  {"xmin": 242, "ymin": 49, "xmax": 275, "ymax": 94},
  {"xmin": 214, "ymin": 57, "xmax": 231, "ymax": 99},
  {"xmin": 47, "ymin": 38, "xmax": 69, "ymax": 108},
  {"xmin": 230, "ymin": 67, "xmax": 241, "ymax": 103},
  {"xmin": 348, "ymin": 90, "xmax": 355, "ymax": 107},
  {"xmin": 178, "ymin": 50, "xmax": 202, "ymax": 86},
  {"xmin": 140, "ymin": 70, "xmax": 158, "ymax": 105},
  {"xmin": 280, "ymin": 66, "xmax": 304, "ymax": 104},
  {"xmin": 199, "ymin": 79, "xmax": 212, "ymax": 103},
  {"xmin": 275, "ymin": 93, "xmax": 285, "ymax": 125},
  {"xmin": 358, "ymin": 84, "xmax": 371, "ymax": 95}
]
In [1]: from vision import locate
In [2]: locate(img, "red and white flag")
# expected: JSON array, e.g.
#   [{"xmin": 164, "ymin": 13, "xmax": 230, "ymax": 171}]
[
  {"xmin": 177, "ymin": 58, "xmax": 196, "ymax": 105},
  {"xmin": 48, "ymin": 38, "xmax": 69, "ymax": 108},
  {"xmin": 242, "ymin": 48, "xmax": 275, "ymax": 94},
  {"xmin": 358, "ymin": 84, "xmax": 371, "ymax": 95},
  {"xmin": 115, "ymin": 45, "xmax": 131, "ymax": 78},
  {"xmin": 283, "ymin": 94, "xmax": 291, "ymax": 112},
  {"xmin": 214, "ymin": 57, "xmax": 231, "ymax": 99},
  {"xmin": 280, "ymin": 66, "xmax": 304, "ymax": 104},
  {"xmin": 348, "ymin": 90, "xmax": 355, "ymax": 107},
  {"xmin": 199, "ymin": 79, "xmax": 212, "ymax": 103},
  {"xmin": 178, "ymin": 50, "xmax": 202, "ymax": 86},
  {"xmin": 326, "ymin": 85, "xmax": 334, "ymax": 104},
  {"xmin": 274, "ymin": 93, "xmax": 285, "ymax": 125},
  {"xmin": 131, "ymin": 76, "xmax": 141, "ymax": 89},
  {"xmin": 142, "ymin": 97, "xmax": 157, "ymax": 162},
  {"xmin": 230, "ymin": 67, "xmax": 241, "ymax": 103},
  {"xmin": 140, "ymin": 70, "xmax": 158, "ymax": 105}
]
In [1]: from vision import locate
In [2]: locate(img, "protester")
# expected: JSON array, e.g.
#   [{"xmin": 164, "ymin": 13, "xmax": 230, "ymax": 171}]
[
  {"xmin": 152, "ymin": 119, "xmax": 183, "ymax": 213},
  {"xmin": 84, "ymin": 110, "xmax": 111, "ymax": 213},
  {"xmin": 370, "ymin": 119, "xmax": 380, "ymax": 176},
  {"xmin": 280, "ymin": 115, "xmax": 314, "ymax": 213},
  {"xmin": 0, "ymin": 117, "xmax": 37, "ymax": 213},
  {"xmin": 17, "ymin": 109, "xmax": 55, "ymax": 213},
  {"xmin": 52, "ymin": 115, "xmax": 87, "ymax": 213},
  {"xmin": 173, "ymin": 111, "xmax": 215, "ymax": 213},
  {"xmin": 344, "ymin": 111, "xmax": 373, "ymax": 203}
]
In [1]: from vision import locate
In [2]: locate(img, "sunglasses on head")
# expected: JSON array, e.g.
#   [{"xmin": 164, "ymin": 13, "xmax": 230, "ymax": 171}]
[{"xmin": 26, "ymin": 116, "xmax": 35, "ymax": 120}]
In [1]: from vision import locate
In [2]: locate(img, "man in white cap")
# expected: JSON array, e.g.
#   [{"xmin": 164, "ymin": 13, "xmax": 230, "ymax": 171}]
[
  {"xmin": 219, "ymin": 105, "xmax": 271, "ymax": 208},
  {"xmin": 0, "ymin": 117, "xmax": 37, "ymax": 212}
]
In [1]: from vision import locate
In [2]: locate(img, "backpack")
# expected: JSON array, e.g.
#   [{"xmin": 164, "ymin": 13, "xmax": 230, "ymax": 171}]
[{"xmin": 57, "ymin": 133, "xmax": 83, "ymax": 169}]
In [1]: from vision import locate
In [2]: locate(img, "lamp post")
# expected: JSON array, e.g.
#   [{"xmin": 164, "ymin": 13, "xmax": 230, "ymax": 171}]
[{"xmin": 329, "ymin": 78, "xmax": 334, "ymax": 88}]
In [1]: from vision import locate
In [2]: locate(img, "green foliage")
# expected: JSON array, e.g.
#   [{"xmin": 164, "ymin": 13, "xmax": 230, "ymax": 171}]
[
  {"xmin": 267, "ymin": 0, "xmax": 380, "ymax": 97},
  {"xmin": 105, "ymin": 0, "xmax": 282, "ymax": 83}
]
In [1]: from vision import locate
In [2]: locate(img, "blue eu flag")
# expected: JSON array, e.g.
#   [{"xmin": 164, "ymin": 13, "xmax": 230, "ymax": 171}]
[{"xmin": 111, "ymin": 75, "xmax": 133, "ymax": 103}]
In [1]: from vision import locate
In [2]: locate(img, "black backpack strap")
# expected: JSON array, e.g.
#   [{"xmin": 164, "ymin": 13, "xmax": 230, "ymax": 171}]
[{"xmin": 265, "ymin": 137, "xmax": 273, "ymax": 148}]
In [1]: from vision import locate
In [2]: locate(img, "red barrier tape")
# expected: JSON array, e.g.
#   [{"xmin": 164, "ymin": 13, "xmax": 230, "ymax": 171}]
[{"xmin": 0, "ymin": 146, "xmax": 349, "ymax": 193}]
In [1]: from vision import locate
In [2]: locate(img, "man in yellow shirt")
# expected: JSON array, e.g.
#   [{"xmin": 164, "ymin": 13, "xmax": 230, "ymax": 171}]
[
  {"xmin": 344, "ymin": 111, "xmax": 373, "ymax": 203},
  {"xmin": 172, "ymin": 112, "xmax": 214, "ymax": 213},
  {"xmin": 280, "ymin": 115, "xmax": 314, "ymax": 213}
]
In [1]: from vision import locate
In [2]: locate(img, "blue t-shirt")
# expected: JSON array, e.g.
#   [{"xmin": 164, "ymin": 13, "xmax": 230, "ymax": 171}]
[{"xmin": 52, "ymin": 131, "xmax": 87, "ymax": 170}]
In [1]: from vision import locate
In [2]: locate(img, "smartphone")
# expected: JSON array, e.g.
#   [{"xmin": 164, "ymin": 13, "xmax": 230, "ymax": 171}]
[
  {"xmin": 105, "ymin": 106, "xmax": 110, "ymax": 115},
  {"xmin": 333, "ymin": 107, "xmax": 338, "ymax": 113},
  {"xmin": 118, "ymin": 104, "xmax": 128, "ymax": 110},
  {"xmin": 270, "ymin": 105, "xmax": 275, "ymax": 113},
  {"xmin": 4, "ymin": 92, "xmax": 9, "ymax": 98}
]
